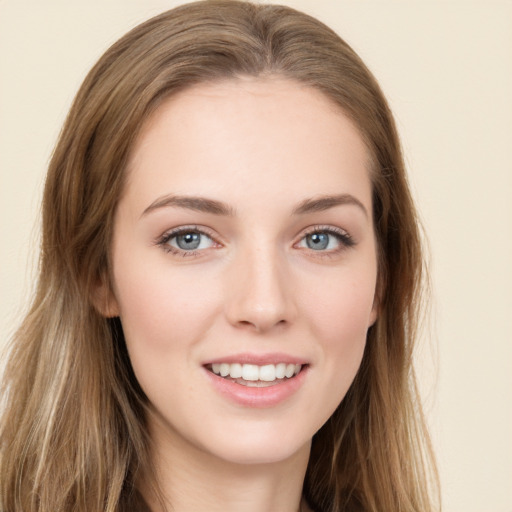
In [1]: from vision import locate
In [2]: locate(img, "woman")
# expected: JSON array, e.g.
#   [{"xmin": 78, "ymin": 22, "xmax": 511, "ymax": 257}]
[{"xmin": 0, "ymin": 1, "xmax": 439, "ymax": 511}]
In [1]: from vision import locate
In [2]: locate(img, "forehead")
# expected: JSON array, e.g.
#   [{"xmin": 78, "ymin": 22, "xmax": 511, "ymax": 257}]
[{"xmin": 124, "ymin": 77, "xmax": 372, "ymax": 212}]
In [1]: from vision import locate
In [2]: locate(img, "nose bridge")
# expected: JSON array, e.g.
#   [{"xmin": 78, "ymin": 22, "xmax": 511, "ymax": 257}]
[{"xmin": 225, "ymin": 238, "xmax": 295, "ymax": 332}]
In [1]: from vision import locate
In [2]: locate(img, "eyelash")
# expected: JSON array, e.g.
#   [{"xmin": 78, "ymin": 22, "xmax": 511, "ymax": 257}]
[
  {"xmin": 155, "ymin": 226, "xmax": 217, "ymax": 257},
  {"xmin": 298, "ymin": 225, "xmax": 355, "ymax": 255},
  {"xmin": 155, "ymin": 224, "xmax": 355, "ymax": 257}
]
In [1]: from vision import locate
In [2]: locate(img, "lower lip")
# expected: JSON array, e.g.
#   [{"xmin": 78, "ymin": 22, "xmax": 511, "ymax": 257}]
[{"xmin": 203, "ymin": 366, "xmax": 308, "ymax": 408}]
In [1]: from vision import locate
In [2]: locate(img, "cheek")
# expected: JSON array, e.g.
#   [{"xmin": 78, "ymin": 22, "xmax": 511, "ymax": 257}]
[
  {"xmin": 111, "ymin": 255, "xmax": 220, "ymax": 358},
  {"xmin": 111, "ymin": 261, "xmax": 223, "ymax": 409},
  {"xmin": 300, "ymin": 269, "xmax": 375, "ymax": 384},
  {"xmin": 304, "ymin": 268, "xmax": 376, "ymax": 339}
]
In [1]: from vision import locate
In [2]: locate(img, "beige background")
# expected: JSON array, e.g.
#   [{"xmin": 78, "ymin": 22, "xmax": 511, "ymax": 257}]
[{"xmin": 1, "ymin": 1, "xmax": 511, "ymax": 510}]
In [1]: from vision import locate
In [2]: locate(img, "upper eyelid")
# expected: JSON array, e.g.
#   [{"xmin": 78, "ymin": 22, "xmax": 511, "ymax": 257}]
[
  {"xmin": 154, "ymin": 226, "xmax": 221, "ymax": 253},
  {"xmin": 158, "ymin": 225, "xmax": 217, "ymax": 240},
  {"xmin": 297, "ymin": 224, "xmax": 352, "ymax": 240},
  {"xmin": 155, "ymin": 224, "xmax": 354, "ymax": 248},
  {"xmin": 294, "ymin": 225, "xmax": 356, "ymax": 251},
  {"xmin": 302, "ymin": 224, "xmax": 349, "ymax": 234}
]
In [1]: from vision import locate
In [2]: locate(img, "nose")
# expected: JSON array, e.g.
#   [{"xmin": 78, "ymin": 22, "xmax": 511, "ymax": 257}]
[{"xmin": 224, "ymin": 245, "xmax": 297, "ymax": 333}]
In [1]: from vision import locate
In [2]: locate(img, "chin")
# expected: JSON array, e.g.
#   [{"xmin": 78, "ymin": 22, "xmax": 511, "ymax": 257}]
[
  {"xmin": 209, "ymin": 439, "xmax": 310, "ymax": 467},
  {"xmin": 191, "ymin": 418, "xmax": 314, "ymax": 467}
]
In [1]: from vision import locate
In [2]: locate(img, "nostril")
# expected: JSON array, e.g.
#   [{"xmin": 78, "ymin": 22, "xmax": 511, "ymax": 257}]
[{"xmin": 235, "ymin": 318, "xmax": 288, "ymax": 332}]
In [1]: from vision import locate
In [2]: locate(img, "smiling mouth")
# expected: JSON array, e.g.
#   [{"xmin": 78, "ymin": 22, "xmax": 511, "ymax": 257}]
[{"xmin": 206, "ymin": 362, "xmax": 304, "ymax": 387}]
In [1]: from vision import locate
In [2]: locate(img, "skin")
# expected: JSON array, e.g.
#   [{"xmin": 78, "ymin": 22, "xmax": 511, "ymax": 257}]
[{"xmin": 103, "ymin": 77, "xmax": 378, "ymax": 512}]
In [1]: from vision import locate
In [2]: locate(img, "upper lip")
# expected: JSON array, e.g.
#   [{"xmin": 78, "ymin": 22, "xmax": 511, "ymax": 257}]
[{"xmin": 203, "ymin": 352, "xmax": 308, "ymax": 366}]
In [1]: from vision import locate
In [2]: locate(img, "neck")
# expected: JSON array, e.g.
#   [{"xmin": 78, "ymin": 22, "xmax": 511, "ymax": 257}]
[{"xmin": 142, "ymin": 411, "xmax": 311, "ymax": 512}]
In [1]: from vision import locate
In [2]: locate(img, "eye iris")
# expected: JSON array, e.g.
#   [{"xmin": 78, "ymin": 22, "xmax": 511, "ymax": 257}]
[
  {"xmin": 306, "ymin": 232, "xmax": 329, "ymax": 250},
  {"xmin": 176, "ymin": 232, "xmax": 201, "ymax": 250}
]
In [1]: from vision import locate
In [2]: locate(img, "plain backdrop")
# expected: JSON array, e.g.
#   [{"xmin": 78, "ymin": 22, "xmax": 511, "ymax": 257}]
[{"xmin": 1, "ymin": 1, "xmax": 511, "ymax": 511}]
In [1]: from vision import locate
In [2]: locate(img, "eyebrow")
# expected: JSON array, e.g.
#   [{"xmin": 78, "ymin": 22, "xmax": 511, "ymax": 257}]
[
  {"xmin": 141, "ymin": 193, "xmax": 368, "ymax": 218},
  {"xmin": 292, "ymin": 194, "xmax": 369, "ymax": 218},
  {"xmin": 141, "ymin": 194, "xmax": 236, "ymax": 218}
]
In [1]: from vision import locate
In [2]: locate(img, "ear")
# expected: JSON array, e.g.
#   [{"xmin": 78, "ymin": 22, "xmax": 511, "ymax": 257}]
[
  {"xmin": 91, "ymin": 275, "xmax": 120, "ymax": 318},
  {"xmin": 368, "ymin": 281, "xmax": 381, "ymax": 328},
  {"xmin": 368, "ymin": 297, "xmax": 379, "ymax": 327}
]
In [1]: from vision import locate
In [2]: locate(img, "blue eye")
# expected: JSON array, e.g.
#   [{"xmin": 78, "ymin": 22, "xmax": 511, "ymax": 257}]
[
  {"xmin": 305, "ymin": 232, "xmax": 331, "ymax": 250},
  {"xmin": 298, "ymin": 228, "xmax": 354, "ymax": 252},
  {"xmin": 173, "ymin": 232, "xmax": 202, "ymax": 250},
  {"xmin": 161, "ymin": 229, "xmax": 215, "ymax": 253}
]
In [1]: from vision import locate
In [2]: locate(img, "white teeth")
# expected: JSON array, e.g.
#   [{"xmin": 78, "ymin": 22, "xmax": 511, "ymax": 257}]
[
  {"xmin": 242, "ymin": 364, "xmax": 259, "ymax": 381},
  {"xmin": 219, "ymin": 363, "xmax": 230, "ymax": 377},
  {"xmin": 259, "ymin": 364, "xmax": 276, "ymax": 382},
  {"xmin": 275, "ymin": 363, "xmax": 286, "ymax": 379},
  {"xmin": 285, "ymin": 364, "xmax": 295, "ymax": 378},
  {"xmin": 210, "ymin": 362, "xmax": 303, "ymax": 382},
  {"xmin": 229, "ymin": 363, "xmax": 243, "ymax": 379}
]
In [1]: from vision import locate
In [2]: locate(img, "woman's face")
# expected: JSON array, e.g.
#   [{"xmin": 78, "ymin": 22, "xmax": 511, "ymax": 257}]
[{"xmin": 106, "ymin": 77, "xmax": 378, "ymax": 466}]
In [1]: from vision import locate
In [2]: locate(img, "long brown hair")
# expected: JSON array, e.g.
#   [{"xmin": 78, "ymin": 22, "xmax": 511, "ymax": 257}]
[{"xmin": 0, "ymin": 1, "xmax": 439, "ymax": 510}]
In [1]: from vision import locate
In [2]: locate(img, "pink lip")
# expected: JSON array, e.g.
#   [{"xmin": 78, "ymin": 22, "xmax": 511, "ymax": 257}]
[
  {"xmin": 202, "ymin": 363, "xmax": 309, "ymax": 408},
  {"xmin": 204, "ymin": 352, "xmax": 307, "ymax": 366}
]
